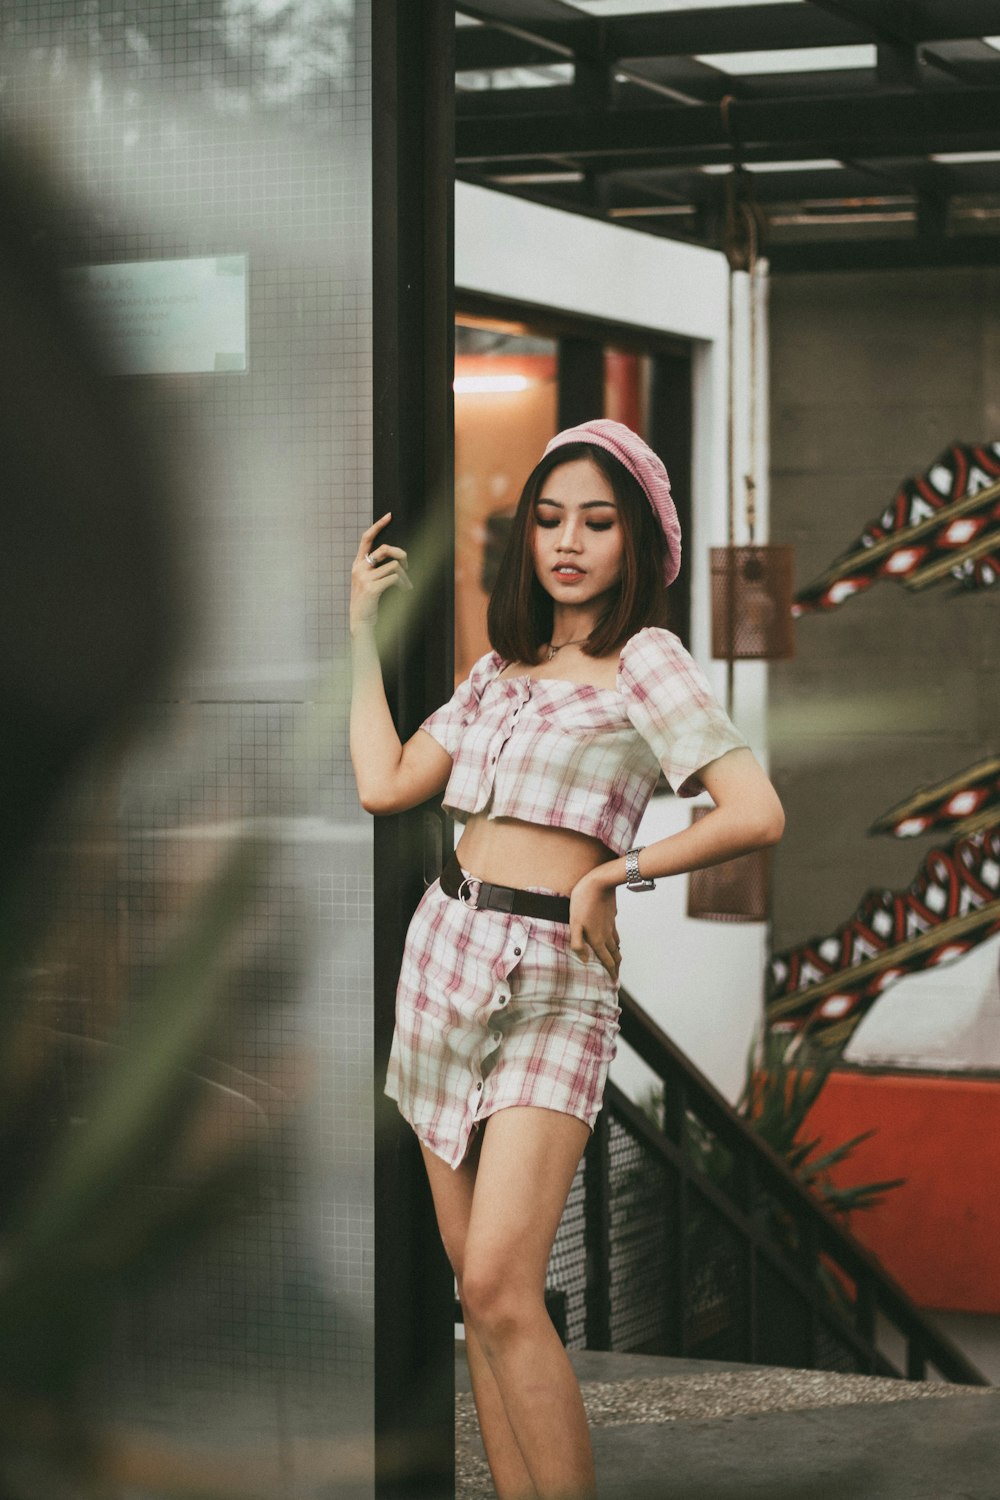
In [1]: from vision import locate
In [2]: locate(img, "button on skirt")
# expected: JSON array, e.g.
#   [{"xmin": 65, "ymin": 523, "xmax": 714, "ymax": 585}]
[{"xmin": 385, "ymin": 866, "xmax": 622, "ymax": 1170}]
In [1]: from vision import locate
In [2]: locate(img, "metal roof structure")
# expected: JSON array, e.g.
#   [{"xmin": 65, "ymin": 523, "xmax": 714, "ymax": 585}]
[{"xmin": 455, "ymin": 1, "xmax": 1000, "ymax": 271}]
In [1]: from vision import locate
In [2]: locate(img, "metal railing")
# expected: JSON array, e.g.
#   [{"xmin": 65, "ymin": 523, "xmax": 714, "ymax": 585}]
[{"xmin": 541, "ymin": 987, "xmax": 989, "ymax": 1385}]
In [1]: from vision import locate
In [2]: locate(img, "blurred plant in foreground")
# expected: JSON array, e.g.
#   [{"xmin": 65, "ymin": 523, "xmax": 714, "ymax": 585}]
[{"xmin": 0, "ymin": 135, "xmax": 286, "ymax": 1499}]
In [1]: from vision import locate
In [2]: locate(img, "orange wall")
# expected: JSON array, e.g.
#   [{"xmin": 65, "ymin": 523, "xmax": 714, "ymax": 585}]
[
  {"xmin": 804, "ymin": 1071, "xmax": 1000, "ymax": 1313},
  {"xmin": 454, "ymin": 356, "xmax": 557, "ymax": 682}
]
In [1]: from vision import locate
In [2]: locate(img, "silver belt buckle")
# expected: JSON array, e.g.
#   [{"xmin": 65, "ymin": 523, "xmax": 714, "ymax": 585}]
[{"xmin": 457, "ymin": 875, "xmax": 481, "ymax": 908}]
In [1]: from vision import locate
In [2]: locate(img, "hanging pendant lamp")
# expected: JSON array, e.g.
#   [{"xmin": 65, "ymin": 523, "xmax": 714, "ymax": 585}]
[
  {"xmin": 686, "ymin": 805, "xmax": 772, "ymax": 922},
  {"xmin": 711, "ymin": 543, "xmax": 795, "ymax": 661}
]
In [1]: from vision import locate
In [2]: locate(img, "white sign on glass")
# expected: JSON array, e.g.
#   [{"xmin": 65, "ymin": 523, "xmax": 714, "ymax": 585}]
[{"xmin": 68, "ymin": 255, "xmax": 248, "ymax": 375}]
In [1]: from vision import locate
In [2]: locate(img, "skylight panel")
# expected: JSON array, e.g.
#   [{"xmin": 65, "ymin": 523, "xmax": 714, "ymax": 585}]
[
  {"xmin": 570, "ymin": 0, "xmax": 796, "ymax": 13},
  {"xmin": 931, "ymin": 151, "xmax": 1000, "ymax": 164},
  {"xmin": 490, "ymin": 171, "xmax": 586, "ymax": 184},
  {"xmin": 695, "ymin": 45, "xmax": 875, "ymax": 75},
  {"xmin": 701, "ymin": 160, "xmax": 842, "ymax": 174},
  {"xmin": 457, "ymin": 63, "xmax": 574, "ymax": 90}
]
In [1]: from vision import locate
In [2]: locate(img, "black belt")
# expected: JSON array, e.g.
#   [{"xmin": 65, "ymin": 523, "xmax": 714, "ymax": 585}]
[{"xmin": 439, "ymin": 850, "xmax": 570, "ymax": 925}]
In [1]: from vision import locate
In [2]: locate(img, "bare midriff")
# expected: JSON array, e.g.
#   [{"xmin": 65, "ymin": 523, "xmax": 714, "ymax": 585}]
[
  {"xmin": 454, "ymin": 815, "xmax": 616, "ymax": 897},
  {"xmin": 451, "ymin": 652, "xmax": 623, "ymax": 894},
  {"xmin": 446, "ymin": 654, "xmax": 626, "ymax": 888}
]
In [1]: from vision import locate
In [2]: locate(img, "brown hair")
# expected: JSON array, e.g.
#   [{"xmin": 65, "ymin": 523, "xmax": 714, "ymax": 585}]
[{"xmin": 486, "ymin": 442, "xmax": 670, "ymax": 664}]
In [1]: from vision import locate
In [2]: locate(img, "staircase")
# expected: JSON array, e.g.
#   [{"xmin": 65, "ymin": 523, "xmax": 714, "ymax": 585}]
[{"xmin": 541, "ymin": 987, "xmax": 988, "ymax": 1386}]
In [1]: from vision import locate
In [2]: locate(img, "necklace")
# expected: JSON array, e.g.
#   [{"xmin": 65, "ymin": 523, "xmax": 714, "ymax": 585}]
[{"xmin": 546, "ymin": 635, "xmax": 590, "ymax": 661}]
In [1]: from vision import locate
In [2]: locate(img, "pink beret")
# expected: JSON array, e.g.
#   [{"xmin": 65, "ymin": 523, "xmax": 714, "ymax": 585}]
[{"xmin": 542, "ymin": 418, "xmax": 681, "ymax": 587}]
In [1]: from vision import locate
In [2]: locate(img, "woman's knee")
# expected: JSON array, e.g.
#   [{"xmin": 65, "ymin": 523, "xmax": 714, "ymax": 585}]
[{"xmin": 460, "ymin": 1255, "xmax": 539, "ymax": 1342}]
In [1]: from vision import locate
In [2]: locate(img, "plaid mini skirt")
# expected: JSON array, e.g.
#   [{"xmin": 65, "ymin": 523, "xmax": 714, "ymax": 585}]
[{"xmin": 385, "ymin": 865, "xmax": 622, "ymax": 1170}]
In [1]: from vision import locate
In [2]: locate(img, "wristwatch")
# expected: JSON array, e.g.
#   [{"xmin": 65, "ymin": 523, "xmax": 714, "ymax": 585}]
[{"xmin": 625, "ymin": 847, "xmax": 655, "ymax": 892}]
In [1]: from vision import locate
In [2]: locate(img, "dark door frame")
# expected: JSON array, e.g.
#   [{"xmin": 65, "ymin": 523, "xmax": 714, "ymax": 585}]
[{"xmin": 372, "ymin": 4, "xmax": 457, "ymax": 1497}]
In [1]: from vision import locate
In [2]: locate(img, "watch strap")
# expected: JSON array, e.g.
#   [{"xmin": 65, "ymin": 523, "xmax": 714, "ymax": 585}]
[{"xmin": 625, "ymin": 847, "xmax": 655, "ymax": 891}]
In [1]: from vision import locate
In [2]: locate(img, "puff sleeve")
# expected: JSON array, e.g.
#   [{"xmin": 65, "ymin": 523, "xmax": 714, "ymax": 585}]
[
  {"xmin": 418, "ymin": 649, "xmax": 504, "ymax": 757},
  {"xmin": 617, "ymin": 627, "xmax": 749, "ymax": 797}
]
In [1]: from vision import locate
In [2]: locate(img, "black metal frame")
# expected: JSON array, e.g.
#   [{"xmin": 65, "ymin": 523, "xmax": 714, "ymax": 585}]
[
  {"xmin": 457, "ymin": 3, "xmax": 1000, "ymax": 69},
  {"xmin": 453, "ymin": 0, "xmax": 1000, "ymax": 273},
  {"xmin": 372, "ymin": 4, "xmax": 458, "ymax": 1497},
  {"xmin": 574, "ymin": 987, "xmax": 989, "ymax": 1384}
]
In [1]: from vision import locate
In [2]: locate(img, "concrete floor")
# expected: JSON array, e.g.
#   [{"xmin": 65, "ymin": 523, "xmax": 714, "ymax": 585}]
[{"xmin": 456, "ymin": 1344, "xmax": 1000, "ymax": 1500}]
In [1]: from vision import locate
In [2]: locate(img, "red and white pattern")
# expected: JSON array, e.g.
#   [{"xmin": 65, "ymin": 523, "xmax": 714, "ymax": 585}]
[
  {"xmin": 767, "ymin": 824, "xmax": 1000, "ymax": 1043},
  {"xmin": 793, "ymin": 441, "xmax": 1000, "ymax": 616},
  {"xmin": 418, "ymin": 626, "xmax": 748, "ymax": 857},
  {"xmin": 385, "ymin": 872, "xmax": 622, "ymax": 1169},
  {"xmin": 869, "ymin": 754, "xmax": 1000, "ymax": 839}
]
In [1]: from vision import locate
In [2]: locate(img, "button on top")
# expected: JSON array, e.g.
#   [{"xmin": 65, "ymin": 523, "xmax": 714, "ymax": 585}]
[{"xmin": 513, "ymin": 947, "xmax": 521, "ymax": 956}]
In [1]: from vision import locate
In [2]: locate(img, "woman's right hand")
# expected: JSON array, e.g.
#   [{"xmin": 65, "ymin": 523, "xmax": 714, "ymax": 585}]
[{"xmin": 351, "ymin": 512, "xmax": 413, "ymax": 636}]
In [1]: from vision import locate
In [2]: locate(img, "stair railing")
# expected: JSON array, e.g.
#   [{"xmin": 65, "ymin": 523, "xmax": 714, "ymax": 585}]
[{"xmin": 572, "ymin": 986, "xmax": 987, "ymax": 1385}]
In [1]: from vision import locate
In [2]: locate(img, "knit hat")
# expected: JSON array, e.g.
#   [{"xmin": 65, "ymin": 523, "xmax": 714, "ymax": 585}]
[{"xmin": 542, "ymin": 418, "xmax": 681, "ymax": 587}]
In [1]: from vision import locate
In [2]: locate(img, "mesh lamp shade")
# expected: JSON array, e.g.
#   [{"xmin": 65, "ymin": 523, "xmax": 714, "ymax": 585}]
[
  {"xmin": 686, "ymin": 804, "xmax": 771, "ymax": 921},
  {"xmin": 710, "ymin": 545, "xmax": 795, "ymax": 661}
]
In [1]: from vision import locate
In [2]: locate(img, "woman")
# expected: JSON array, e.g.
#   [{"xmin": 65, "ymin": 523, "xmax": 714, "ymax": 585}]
[{"xmin": 350, "ymin": 419, "xmax": 784, "ymax": 1500}]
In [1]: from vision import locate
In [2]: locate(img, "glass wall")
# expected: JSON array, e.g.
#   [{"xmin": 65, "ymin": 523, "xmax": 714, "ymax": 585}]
[{"xmin": 0, "ymin": 3, "xmax": 374, "ymax": 1493}]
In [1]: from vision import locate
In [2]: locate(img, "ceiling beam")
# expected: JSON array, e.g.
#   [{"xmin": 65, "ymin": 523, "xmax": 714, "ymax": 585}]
[
  {"xmin": 802, "ymin": 0, "xmax": 1000, "ymax": 47},
  {"xmin": 456, "ymin": 5, "xmax": 861, "ymax": 73},
  {"xmin": 456, "ymin": 1, "xmax": 1000, "ymax": 71},
  {"xmin": 604, "ymin": 5, "xmax": 864, "ymax": 56},
  {"xmin": 457, "ymin": 88, "xmax": 1000, "ymax": 168},
  {"xmin": 802, "ymin": 0, "xmax": 912, "ymax": 46},
  {"xmin": 768, "ymin": 232, "xmax": 1000, "ymax": 273},
  {"xmin": 456, "ymin": 30, "xmax": 565, "ymax": 71},
  {"xmin": 458, "ymin": 0, "xmax": 581, "ymax": 23}
]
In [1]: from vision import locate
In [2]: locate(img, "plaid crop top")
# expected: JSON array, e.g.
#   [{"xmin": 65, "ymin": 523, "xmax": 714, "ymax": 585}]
[{"xmin": 418, "ymin": 626, "xmax": 749, "ymax": 858}]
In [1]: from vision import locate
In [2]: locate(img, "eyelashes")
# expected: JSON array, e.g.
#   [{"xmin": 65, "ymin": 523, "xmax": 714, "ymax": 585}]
[{"xmin": 535, "ymin": 517, "xmax": 614, "ymax": 532}]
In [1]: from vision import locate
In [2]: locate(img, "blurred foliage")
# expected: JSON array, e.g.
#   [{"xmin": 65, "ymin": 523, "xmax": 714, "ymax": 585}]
[
  {"xmin": 0, "ymin": 133, "xmax": 283, "ymax": 1499},
  {"xmin": 0, "ymin": 840, "xmax": 274, "ymax": 1500}
]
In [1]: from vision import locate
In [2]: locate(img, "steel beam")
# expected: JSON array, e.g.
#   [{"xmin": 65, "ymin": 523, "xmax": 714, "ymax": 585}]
[
  {"xmin": 457, "ymin": 87, "xmax": 1000, "ymax": 167},
  {"xmin": 768, "ymin": 232, "xmax": 1000, "ymax": 272},
  {"xmin": 456, "ymin": 0, "xmax": 1000, "ymax": 71}
]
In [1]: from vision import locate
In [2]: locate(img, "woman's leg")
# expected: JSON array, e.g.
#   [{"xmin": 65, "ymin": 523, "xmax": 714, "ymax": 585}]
[
  {"xmin": 461, "ymin": 1106, "xmax": 595, "ymax": 1500},
  {"xmin": 419, "ymin": 1134, "xmax": 538, "ymax": 1500}
]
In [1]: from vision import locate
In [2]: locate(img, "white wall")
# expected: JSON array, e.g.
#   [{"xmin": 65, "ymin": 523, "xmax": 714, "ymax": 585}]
[{"xmin": 456, "ymin": 183, "xmax": 773, "ymax": 1103}]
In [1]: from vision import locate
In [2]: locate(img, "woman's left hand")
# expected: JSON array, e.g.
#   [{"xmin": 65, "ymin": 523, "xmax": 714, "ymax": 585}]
[{"xmin": 569, "ymin": 871, "xmax": 621, "ymax": 980}]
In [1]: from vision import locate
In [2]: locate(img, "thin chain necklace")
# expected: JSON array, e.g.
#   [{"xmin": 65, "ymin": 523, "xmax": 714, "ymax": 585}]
[{"xmin": 546, "ymin": 635, "xmax": 590, "ymax": 661}]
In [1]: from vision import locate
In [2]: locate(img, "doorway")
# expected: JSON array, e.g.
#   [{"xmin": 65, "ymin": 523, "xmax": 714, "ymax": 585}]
[{"xmin": 454, "ymin": 296, "xmax": 694, "ymax": 683}]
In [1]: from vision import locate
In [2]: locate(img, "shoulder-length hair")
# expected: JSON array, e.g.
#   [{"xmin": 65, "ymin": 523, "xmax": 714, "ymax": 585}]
[{"xmin": 486, "ymin": 441, "xmax": 670, "ymax": 664}]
